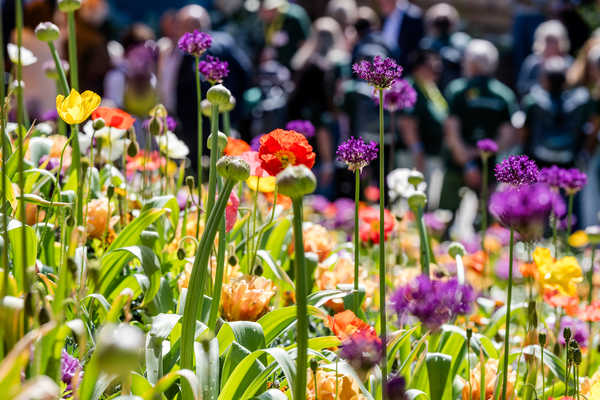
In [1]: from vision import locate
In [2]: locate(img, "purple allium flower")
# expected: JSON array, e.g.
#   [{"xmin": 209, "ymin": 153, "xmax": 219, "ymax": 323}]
[
  {"xmin": 386, "ymin": 375, "xmax": 408, "ymax": 400},
  {"xmin": 166, "ymin": 116, "xmax": 177, "ymax": 132},
  {"xmin": 61, "ymin": 349, "xmax": 81, "ymax": 386},
  {"xmin": 559, "ymin": 316, "xmax": 589, "ymax": 347},
  {"xmin": 250, "ymin": 134, "xmax": 264, "ymax": 151},
  {"xmin": 336, "ymin": 136, "xmax": 378, "ymax": 172},
  {"xmin": 352, "ymin": 55, "xmax": 403, "ymax": 89},
  {"xmin": 477, "ymin": 139, "xmax": 498, "ymax": 157},
  {"xmin": 390, "ymin": 275, "xmax": 476, "ymax": 331},
  {"xmin": 39, "ymin": 155, "xmax": 60, "ymax": 171},
  {"xmin": 424, "ymin": 212, "xmax": 447, "ymax": 234},
  {"xmin": 177, "ymin": 30, "xmax": 212, "ymax": 57},
  {"xmin": 539, "ymin": 165, "xmax": 564, "ymax": 189},
  {"xmin": 285, "ymin": 120, "xmax": 315, "ymax": 138},
  {"xmin": 494, "ymin": 155, "xmax": 539, "ymax": 186},
  {"xmin": 41, "ymin": 109, "xmax": 58, "ymax": 122},
  {"xmin": 560, "ymin": 168, "xmax": 587, "ymax": 194},
  {"xmin": 495, "ymin": 252, "xmax": 521, "ymax": 281},
  {"xmin": 197, "ymin": 55, "xmax": 229, "ymax": 83},
  {"xmin": 374, "ymin": 79, "xmax": 417, "ymax": 112},
  {"xmin": 489, "ymin": 183, "xmax": 559, "ymax": 241},
  {"xmin": 333, "ymin": 198, "xmax": 355, "ymax": 230},
  {"xmin": 339, "ymin": 330, "xmax": 384, "ymax": 372}
]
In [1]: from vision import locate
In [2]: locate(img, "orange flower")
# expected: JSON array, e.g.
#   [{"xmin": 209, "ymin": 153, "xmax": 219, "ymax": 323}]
[
  {"xmin": 327, "ymin": 310, "xmax": 375, "ymax": 340},
  {"xmin": 464, "ymin": 251, "xmax": 488, "ymax": 274},
  {"xmin": 92, "ymin": 106, "xmax": 136, "ymax": 130},
  {"xmin": 358, "ymin": 206, "xmax": 395, "ymax": 244},
  {"xmin": 461, "ymin": 359, "xmax": 515, "ymax": 400},
  {"xmin": 316, "ymin": 257, "xmax": 367, "ymax": 312},
  {"xmin": 580, "ymin": 301, "xmax": 600, "ymax": 322},
  {"xmin": 86, "ymin": 198, "xmax": 110, "ymax": 239},
  {"xmin": 258, "ymin": 129, "xmax": 316, "ymax": 176},
  {"xmin": 543, "ymin": 290, "xmax": 579, "ymax": 316},
  {"xmin": 519, "ymin": 262, "xmax": 538, "ymax": 279},
  {"xmin": 301, "ymin": 223, "xmax": 336, "ymax": 262},
  {"xmin": 221, "ymin": 275, "xmax": 277, "ymax": 321},
  {"xmin": 364, "ymin": 186, "xmax": 379, "ymax": 202},
  {"xmin": 306, "ymin": 369, "xmax": 367, "ymax": 400},
  {"xmin": 224, "ymin": 137, "xmax": 251, "ymax": 156}
]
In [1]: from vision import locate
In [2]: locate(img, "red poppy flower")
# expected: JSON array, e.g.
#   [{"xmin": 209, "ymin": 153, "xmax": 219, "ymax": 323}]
[
  {"xmin": 258, "ymin": 129, "xmax": 316, "ymax": 176},
  {"xmin": 326, "ymin": 310, "xmax": 376, "ymax": 340},
  {"xmin": 579, "ymin": 300, "xmax": 600, "ymax": 322},
  {"xmin": 358, "ymin": 206, "xmax": 395, "ymax": 244},
  {"xmin": 92, "ymin": 107, "xmax": 136, "ymax": 130},
  {"xmin": 543, "ymin": 290, "xmax": 579, "ymax": 316},
  {"xmin": 364, "ymin": 186, "xmax": 379, "ymax": 202},
  {"xmin": 224, "ymin": 137, "xmax": 251, "ymax": 156}
]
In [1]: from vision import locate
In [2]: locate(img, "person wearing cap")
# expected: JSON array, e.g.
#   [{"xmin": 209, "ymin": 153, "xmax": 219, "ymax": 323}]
[{"xmin": 440, "ymin": 39, "xmax": 518, "ymax": 211}]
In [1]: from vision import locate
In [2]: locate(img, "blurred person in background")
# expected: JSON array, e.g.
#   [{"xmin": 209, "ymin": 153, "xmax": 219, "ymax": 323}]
[
  {"xmin": 326, "ymin": 0, "xmax": 358, "ymax": 50},
  {"xmin": 378, "ymin": 0, "xmax": 425, "ymax": 67},
  {"xmin": 288, "ymin": 17, "xmax": 351, "ymax": 197},
  {"xmin": 398, "ymin": 49, "xmax": 447, "ymax": 208},
  {"xmin": 257, "ymin": 0, "xmax": 311, "ymax": 69},
  {"xmin": 351, "ymin": 6, "xmax": 388, "ymax": 64},
  {"xmin": 441, "ymin": 39, "xmax": 518, "ymax": 212},
  {"xmin": 156, "ymin": 9, "xmax": 181, "ymax": 114},
  {"xmin": 420, "ymin": 3, "xmax": 470, "ymax": 91},
  {"xmin": 517, "ymin": 19, "xmax": 571, "ymax": 97},
  {"xmin": 511, "ymin": 0, "xmax": 548, "ymax": 82}
]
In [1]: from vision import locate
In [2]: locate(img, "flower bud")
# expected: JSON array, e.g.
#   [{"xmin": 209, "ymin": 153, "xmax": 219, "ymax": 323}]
[
  {"xmin": 107, "ymin": 185, "xmax": 115, "ymax": 199},
  {"xmin": 149, "ymin": 104, "xmax": 168, "ymax": 119},
  {"xmin": 310, "ymin": 358, "xmax": 319, "ymax": 374},
  {"xmin": 221, "ymin": 95, "xmax": 236, "ymax": 113},
  {"xmin": 228, "ymin": 255, "xmax": 238, "ymax": 266},
  {"xmin": 408, "ymin": 170, "xmax": 424, "ymax": 188},
  {"xmin": 148, "ymin": 116, "xmax": 163, "ymax": 136},
  {"xmin": 207, "ymin": 131, "xmax": 228, "ymax": 153},
  {"xmin": 407, "ymin": 191, "xmax": 427, "ymax": 212},
  {"xmin": 448, "ymin": 242, "xmax": 466, "ymax": 258},
  {"xmin": 276, "ymin": 165, "xmax": 317, "ymax": 199},
  {"xmin": 186, "ymin": 176, "xmax": 195, "ymax": 192},
  {"xmin": 206, "ymin": 84, "xmax": 231, "ymax": 106},
  {"xmin": 177, "ymin": 248, "xmax": 186, "ymax": 260},
  {"xmin": 80, "ymin": 157, "xmax": 90, "ymax": 175},
  {"xmin": 574, "ymin": 348, "xmax": 582, "ymax": 365},
  {"xmin": 34, "ymin": 22, "xmax": 60, "ymax": 42},
  {"xmin": 563, "ymin": 327, "xmax": 572, "ymax": 342},
  {"xmin": 92, "ymin": 117, "xmax": 106, "ymax": 130},
  {"xmin": 538, "ymin": 331, "xmax": 546, "ymax": 347},
  {"xmin": 253, "ymin": 264, "xmax": 263, "ymax": 276},
  {"xmin": 95, "ymin": 323, "xmax": 144, "ymax": 375},
  {"xmin": 58, "ymin": 0, "xmax": 81, "ymax": 12},
  {"xmin": 216, "ymin": 156, "xmax": 250, "ymax": 181},
  {"xmin": 466, "ymin": 327, "xmax": 472, "ymax": 341},
  {"xmin": 127, "ymin": 140, "xmax": 139, "ymax": 157},
  {"xmin": 200, "ymin": 99, "xmax": 212, "ymax": 117}
]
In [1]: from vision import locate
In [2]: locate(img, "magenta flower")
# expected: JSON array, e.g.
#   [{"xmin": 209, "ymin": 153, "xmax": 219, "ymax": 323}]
[
  {"xmin": 339, "ymin": 330, "xmax": 384, "ymax": 372},
  {"xmin": 177, "ymin": 30, "xmax": 212, "ymax": 57},
  {"xmin": 198, "ymin": 55, "xmax": 229, "ymax": 84},
  {"xmin": 285, "ymin": 120, "xmax": 315, "ymax": 138},
  {"xmin": 477, "ymin": 139, "xmax": 498, "ymax": 156},
  {"xmin": 386, "ymin": 375, "xmax": 408, "ymax": 400},
  {"xmin": 494, "ymin": 155, "xmax": 539, "ymax": 186},
  {"xmin": 336, "ymin": 136, "xmax": 378, "ymax": 172},
  {"xmin": 225, "ymin": 191, "xmax": 239, "ymax": 232},
  {"xmin": 539, "ymin": 165, "xmax": 564, "ymax": 189},
  {"xmin": 352, "ymin": 56, "xmax": 403, "ymax": 89},
  {"xmin": 374, "ymin": 79, "xmax": 417, "ymax": 112},
  {"xmin": 560, "ymin": 168, "xmax": 587, "ymax": 194},
  {"xmin": 61, "ymin": 350, "xmax": 82, "ymax": 397}
]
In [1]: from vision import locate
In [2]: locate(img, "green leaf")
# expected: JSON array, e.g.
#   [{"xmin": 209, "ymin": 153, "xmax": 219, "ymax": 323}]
[
  {"xmin": 257, "ymin": 305, "xmax": 327, "ymax": 345},
  {"xmin": 426, "ymin": 353, "xmax": 451, "ymax": 400},
  {"xmin": 265, "ymin": 217, "xmax": 291, "ymax": 260},
  {"xmin": 141, "ymin": 195, "xmax": 179, "ymax": 237},
  {"xmin": 387, "ymin": 327, "xmax": 418, "ymax": 372},
  {"xmin": 195, "ymin": 337, "xmax": 220, "ymax": 400},
  {"xmin": 216, "ymin": 321, "xmax": 266, "ymax": 356},
  {"xmin": 252, "ymin": 389, "xmax": 288, "ymax": 400},
  {"xmin": 483, "ymin": 302, "xmax": 527, "ymax": 338},
  {"xmin": 7, "ymin": 219, "xmax": 38, "ymax": 292},
  {"xmin": 106, "ymin": 208, "xmax": 166, "ymax": 252}
]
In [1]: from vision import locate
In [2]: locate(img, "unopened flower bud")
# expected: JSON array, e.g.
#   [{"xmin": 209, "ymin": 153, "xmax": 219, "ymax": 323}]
[
  {"xmin": 408, "ymin": 170, "xmax": 424, "ymax": 188},
  {"xmin": 448, "ymin": 242, "xmax": 466, "ymax": 258},
  {"xmin": 95, "ymin": 323, "xmax": 144, "ymax": 375},
  {"xmin": 80, "ymin": 157, "xmax": 90, "ymax": 175},
  {"xmin": 148, "ymin": 116, "xmax": 163, "ymax": 136},
  {"xmin": 574, "ymin": 348, "xmax": 582, "ymax": 365},
  {"xmin": 539, "ymin": 331, "xmax": 547, "ymax": 347},
  {"xmin": 221, "ymin": 95, "xmax": 236, "ymax": 113},
  {"xmin": 206, "ymin": 84, "xmax": 231, "ymax": 106},
  {"xmin": 228, "ymin": 255, "xmax": 238, "ymax": 266},
  {"xmin": 563, "ymin": 327, "xmax": 572, "ymax": 342},
  {"xmin": 127, "ymin": 140, "xmax": 139, "ymax": 157},
  {"xmin": 200, "ymin": 99, "xmax": 212, "ymax": 117},
  {"xmin": 107, "ymin": 185, "xmax": 115, "ymax": 199},
  {"xmin": 466, "ymin": 327, "xmax": 472, "ymax": 341},
  {"xmin": 58, "ymin": 0, "xmax": 81, "ymax": 12},
  {"xmin": 177, "ymin": 248, "xmax": 186, "ymax": 260},
  {"xmin": 92, "ymin": 117, "xmax": 106, "ymax": 130},
  {"xmin": 407, "ymin": 191, "xmax": 427, "ymax": 212},
  {"xmin": 253, "ymin": 264, "xmax": 263, "ymax": 276},
  {"xmin": 149, "ymin": 104, "xmax": 168, "ymax": 119},
  {"xmin": 310, "ymin": 358, "xmax": 319, "ymax": 374},
  {"xmin": 34, "ymin": 22, "xmax": 60, "ymax": 42},
  {"xmin": 207, "ymin": 131, "xmax": 228, "ymax": 153},
  {"xmin": 276, "ymin": 165, "xmax": 317, "ymax": 199},
  {"xmin": 216, "ymin": 156, "xmax": 250, "ymax": 181},
  {"xmin": 186, "ymin": 176, "xmax": 195, "ymax": 192}
]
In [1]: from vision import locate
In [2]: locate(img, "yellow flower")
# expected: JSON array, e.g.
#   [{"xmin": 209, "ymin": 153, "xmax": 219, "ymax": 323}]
[
  {"xmin": 56, "ymin": 89, "xmax": 101, "ymax": 125},
  {"xmin": 246, "ymin": 176, "xmax": 276, "ymax": 193},
  {"xmin": 533, "ymin": 247, "xmax": 583, "ymax": 296},
  {"xmin": 569, "ymin": 230, "xmax": 589, "ymax": 248}
]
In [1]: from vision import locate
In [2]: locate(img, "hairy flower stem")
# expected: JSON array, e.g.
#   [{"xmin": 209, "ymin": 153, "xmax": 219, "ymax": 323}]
[
  {"xmin": 180, "ymin": 178, "xmax": 236, "ymax": 400},
  {"xmin": 291, "ymin": 197, "xmax": 308, "ymax": 400},
  {"xmin": 541, "ymin": 343, "xmax": 545, "ymax": 397},
  {"xmin": 378, "ymin": 88, "xmax": 388, "ymax": 397},
  {"xmin": 353, "ymin": 169, "xmax": 360, "ymax": 313},
  {"xmin": 501, "ymin": 227, "xmax": 515, "ymax": 400}
]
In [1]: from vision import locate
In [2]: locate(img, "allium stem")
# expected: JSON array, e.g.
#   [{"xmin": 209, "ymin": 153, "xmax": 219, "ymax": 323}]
[
  {"xmin": 205, "ymin": 104, "xmax": 220, "ymax": 222},
  {"xmin": 0, "ymin": 8, "xmax": 8, "ymax": 300},
  {"xmin": 416, "ymin": 205, "xmax": 431, "ymax": 276},
  {"xmin": 378, "ymin": 88, "xmax": 388, "ymax": 397},
  {"xmin": 207, "ymin": 206, "xmax": 226, "ymax": 330},
  {"xmin": 501, "ymin": 227, "xmax": 514, "ymax": 400},
  {"xmin": 353, "ymin": 169, "xmax": 360, "ymax": 313},
  {"xmin": 195, "ymin": 56, "xmax": 203, "ymax": 209},
  {"xmin": 292, "ymin": 197, "xmax": 308, "ymax": 400},
  {"xmin": 481, "ymin": 157, "xmax": 488, "ymax": 252},
  {"xmin": 567, "ymin": 194, "xmax": 574, "ymax": 237},
  {"xmin": 587, "ymin": 246, "xmax": 595, "ymax": 376},
  {"xmin": 552, "ymin": 212, "xmax": 558, "ymax": 258}
]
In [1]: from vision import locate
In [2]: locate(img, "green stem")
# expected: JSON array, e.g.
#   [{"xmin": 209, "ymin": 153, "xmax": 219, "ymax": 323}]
[
  {"xmin": 48, "ymin": 42, "xmax": 69, "ymax": 95},
  {"xmin": 567, "ymin": 194, "xmax": 574, "ymax": 237},
  {"xmin": 378, "ymin": 88, "xmax": 388, "ymax": 396},
  {"xmin": 180, "ymin": 179, "xmax": 236, "ymax": 400},
  {"xmin": 0, "ymin": 9, "xmax": 8, "ymax": 300},
  {"xmin": 205, "ymin": 105, "xmax": 219, "ymax": 222},
  {"xmin": 552, "ymin": 211, "xmax": 558, "ymax": 258},
  {"xmin": 353, "ymin": 169, "xmax": 360, "ymax": 314},
  {"xmin": 195, "ymin": 56, "xmax": 203, "ymax": 205},
  {"xmin": 587, "ymin": 248, "xmax": 595, "ymax": 376},
  {"xmin": 223, "ymin": 111, "xmax": 231, "ymax": 136},
  {"xmin": 541, "ymin": 343, "xmax": 545, "ymax": 397},
  {"xmin": 416, "ymin": 205, "xmax": 431, "ymax": 276},
  {"xmin": 481, "ymin": 157, "xmax": 488, "ymax": 251},
  {"xmin": 291, "ymin": 197, "xmax": 308, "ymax": 400},
  {"xmin": 207, "ymin": 204, "xmax": 227, "ymax": 329},
  {"xmin": 501, "ymin": 227, "xmax": 514, "ymax": 400}
]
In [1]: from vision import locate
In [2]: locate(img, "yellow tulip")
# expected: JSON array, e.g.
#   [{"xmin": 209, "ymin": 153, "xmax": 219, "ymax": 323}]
[
  {"xmin": 246, "ymin": 176, "xmax": 276, "ymax": 193},
  {"xmin": 568, "ymin": 230, "xmax": 589, "ymax": 248},
  {"xmin": 533, "ymin": 246, "xmax": 583, "ymax": 296},
  {"xmin": 56, "ymin": 89, "xmax": 101, "ymax": 125}
]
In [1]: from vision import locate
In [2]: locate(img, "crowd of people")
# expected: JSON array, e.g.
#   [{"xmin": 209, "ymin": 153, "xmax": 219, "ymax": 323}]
[{"xmin": 6, "ymin": 0, "xmax": 600, "ymax": 227}]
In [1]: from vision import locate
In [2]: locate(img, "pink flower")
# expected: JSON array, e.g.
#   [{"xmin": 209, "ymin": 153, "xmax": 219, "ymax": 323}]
[{"xmin": 225, "ymin": 192, "xmax": 240, "ymax": 232}]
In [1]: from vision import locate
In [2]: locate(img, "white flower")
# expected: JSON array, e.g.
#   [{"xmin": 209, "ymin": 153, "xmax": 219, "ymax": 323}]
[
  {"xmin": 386, "ymin": 168, "xmax": 427, "ymax": 201},
  {"xmin": 79, "ymin": 120, "xmax": 129, "ymax": 162},
  {"xmin": 7, "ymin": 43, "xmax": 37, "ymax": 66},
  {"xmin": 156, "ymin": 131, "xmax": 189, "ymax": 159}
]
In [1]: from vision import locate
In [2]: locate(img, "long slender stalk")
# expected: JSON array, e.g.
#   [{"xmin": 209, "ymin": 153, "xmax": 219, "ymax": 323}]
[
  {"xmin": 552, "ymin": 212, "xmax": 558, "ymax": 258},
  {"xmin": 378, "ymin": 88, "xmax": 388, "ymax": 396},
  {"xmin": 0, "ymin": 8, "xmax": 8, "ymax": 300},
  {"xmin": 567, "ymin": 194, "xmax": 574, "ymax": 237},
  {"xmin": 48, "ymin": 42, "xmax": 69, "ymax": 95},
  {"xmin": 292, "ymin": 197, "xmax": 308, "ymax": 400},
  {"xmin": 587, "ymin": 246, "xmax": 596, "ymax": 375},
  {"xmin": 416, "ymin": 205, "xmax": 431, "ymax": 276},
  {"xmin": 480, "ymin": 157, "xmax": 488, "ymax": 252},
  {"xmin": 353, "ymin": 169, "xmax": 360, "ymax": 313},
  {"xmin": 205, "ymin": 105, "xmax": 219, "ymax": 221},
  {"xmin": 501, "ymin": 227, "xmax": 515, "ymax": 400},
  {"xmin": 541, "ymin": 341, "xmax": 545, "ymax": 397},
  {"xmin": 195, "ymin": 57, "xmax": 203, "ymax": 205}
]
